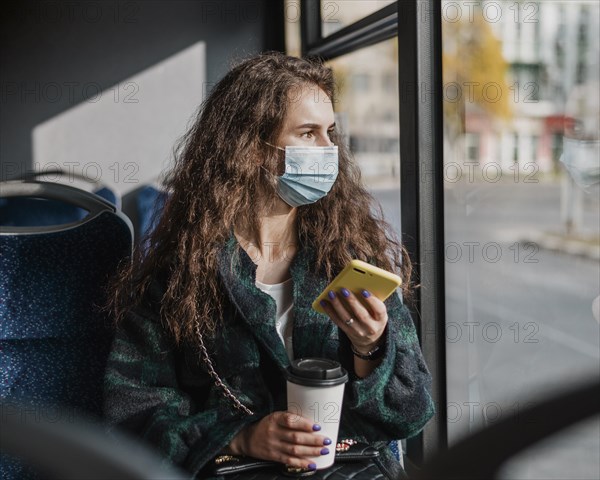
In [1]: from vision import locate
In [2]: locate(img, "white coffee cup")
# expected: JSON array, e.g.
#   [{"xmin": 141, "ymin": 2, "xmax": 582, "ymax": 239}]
[{"xmin": 286, "ymin": 358, "xmax": 349, "ymax": 469}]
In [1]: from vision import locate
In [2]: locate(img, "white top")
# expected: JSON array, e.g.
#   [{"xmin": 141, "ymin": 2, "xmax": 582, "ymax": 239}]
[{"xmin": 255, "ymin": 277, "xmax": 294, "ymax": 360}]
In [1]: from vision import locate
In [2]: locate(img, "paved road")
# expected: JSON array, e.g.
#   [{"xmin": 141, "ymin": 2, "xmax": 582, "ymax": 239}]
[{"xmin": 370, "ymin": 181, "xmax": 600, "ymax": 479}]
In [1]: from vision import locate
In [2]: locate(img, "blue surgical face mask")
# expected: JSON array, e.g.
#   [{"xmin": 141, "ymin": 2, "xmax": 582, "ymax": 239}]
[{"xmin": 264, "ymin": 143, "xmax": 339, "ymax": 207}]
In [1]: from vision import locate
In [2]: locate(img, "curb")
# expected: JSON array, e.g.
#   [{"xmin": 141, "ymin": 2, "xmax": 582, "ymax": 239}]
[{"xmin": 521, "ymin": 232, "xmax": 600, "ymax": 261}]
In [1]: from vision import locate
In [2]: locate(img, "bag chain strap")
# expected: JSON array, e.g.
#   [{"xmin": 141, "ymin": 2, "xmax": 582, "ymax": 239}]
[{"xmin": 194, "ymin": 315, "xmax": 254, "ymax": 416}]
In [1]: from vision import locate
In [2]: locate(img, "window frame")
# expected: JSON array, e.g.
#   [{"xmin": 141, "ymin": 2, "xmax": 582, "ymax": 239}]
[{"xmin": 299, "ymin": 0, "xmax": 448, "ymax": 465}]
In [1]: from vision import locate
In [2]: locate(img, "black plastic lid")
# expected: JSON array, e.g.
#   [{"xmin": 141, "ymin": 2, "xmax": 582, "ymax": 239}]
[{"xmin": 286, "ymin": 358, "xmax": 349, "ymax": 387}]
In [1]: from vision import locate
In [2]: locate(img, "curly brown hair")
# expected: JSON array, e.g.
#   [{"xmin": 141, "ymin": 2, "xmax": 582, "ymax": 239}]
[{"xmin": 108, "ymin": 51, "xmax": 412, "ymax": 345}]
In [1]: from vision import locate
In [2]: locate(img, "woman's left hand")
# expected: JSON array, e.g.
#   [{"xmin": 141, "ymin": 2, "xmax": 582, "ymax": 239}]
[{"xmin": 319, "ymin": 288, "xmax": 388, "ymax": 354}]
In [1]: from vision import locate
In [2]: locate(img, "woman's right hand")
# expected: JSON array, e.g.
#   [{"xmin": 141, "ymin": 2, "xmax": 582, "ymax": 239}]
[{"xmin": 228, "ymin": 411, "xmax": 332, "ymax": 469}]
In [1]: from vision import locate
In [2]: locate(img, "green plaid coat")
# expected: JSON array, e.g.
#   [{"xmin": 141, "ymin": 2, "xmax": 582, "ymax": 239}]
[{"xmin": 103, "ymin": 234, "xmax": 435, "ymax": 478}]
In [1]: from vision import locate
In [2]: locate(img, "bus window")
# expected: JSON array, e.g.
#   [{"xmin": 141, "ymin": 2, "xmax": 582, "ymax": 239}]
[
  {"xmin": 442, "ymin": 1, "xmax": 600, "ymax": 478},
  {"xmin": 326, "ymin": 38, "xmax": 401, "ymax": 236}
]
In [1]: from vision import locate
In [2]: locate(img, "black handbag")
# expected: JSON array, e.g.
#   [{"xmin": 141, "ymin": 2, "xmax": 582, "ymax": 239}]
[{"xmin": 202, "ymin": 439, "xmax": 390, "ymax": 479}]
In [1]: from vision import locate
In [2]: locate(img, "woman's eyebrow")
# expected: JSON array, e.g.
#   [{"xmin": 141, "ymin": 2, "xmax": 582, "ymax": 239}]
[{"xmin": 295, "ymin": 122, "xmax": 336, "ymax": 129}]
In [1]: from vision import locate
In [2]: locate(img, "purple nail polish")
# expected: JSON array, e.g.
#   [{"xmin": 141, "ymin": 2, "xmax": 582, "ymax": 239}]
[
  {"xmin": 323, "ymin": 438, "xmax": 332, "ymax": 445},
  {"xmin": 312, "ymin": 424, "xmax": 321, "ymax": 431},
  {"xmin": 327, "ymin": 290, "xmax": 336, "ymax": 300},
  {"xmin": 320, "ymin": 447, "xmax": 330, "ymax": 455},
  {"xmin": 361, "ymin": 289, "xmax": 371, "ymax": 298},
  {"xmin": 341, "ymin": 287, "xmax": 350, "ymax": 298},
  {"xmin": 320, "ymin": 300, "xmax": 328, "ymax": 308},
  {"xmin": 308, "ymin": 463, "xmax": 317, "ymax": 471}
]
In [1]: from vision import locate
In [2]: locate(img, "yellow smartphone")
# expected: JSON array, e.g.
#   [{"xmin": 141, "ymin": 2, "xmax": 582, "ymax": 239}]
[{"xmin": 312, "ymin": 259, "xmax": 402, "ymax": 314}]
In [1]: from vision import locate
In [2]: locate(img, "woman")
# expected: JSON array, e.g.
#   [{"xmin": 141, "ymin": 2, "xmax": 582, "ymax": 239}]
[{"xmin": 104, "ymin": 52, "xmax": 434, "ymax": 479}]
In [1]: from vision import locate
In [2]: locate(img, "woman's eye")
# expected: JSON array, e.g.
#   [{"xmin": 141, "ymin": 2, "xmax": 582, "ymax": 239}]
[{"xmin": 300, "ymin": 130, "xmax": 334, "ymax": 140}]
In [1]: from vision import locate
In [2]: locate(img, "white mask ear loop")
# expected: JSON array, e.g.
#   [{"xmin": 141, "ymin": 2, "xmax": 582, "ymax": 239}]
[
  {"xmin": 263, "ymin": 140, "xmax": 285, "ymax": 152},
  {"xmin": 260, "ymin": 164, "xmax": 274, "ymax": 176},
  {"xmin": 260, "ymin": 140, "xmax": 284, "ymax": 176}
]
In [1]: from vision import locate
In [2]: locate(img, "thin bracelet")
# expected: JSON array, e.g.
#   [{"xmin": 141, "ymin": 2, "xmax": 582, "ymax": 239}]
[{"xmin": 351, "ymin": 342, "xmax": 384, "ymax": 361}]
